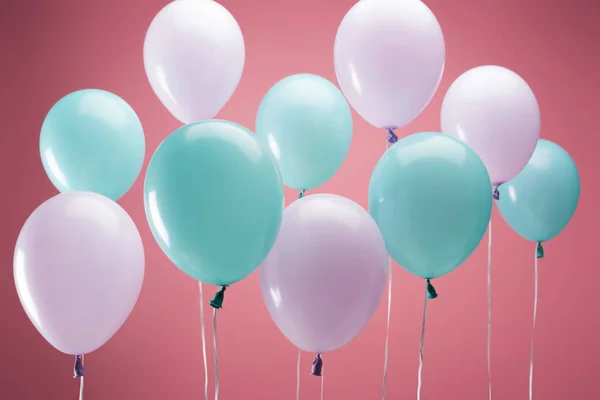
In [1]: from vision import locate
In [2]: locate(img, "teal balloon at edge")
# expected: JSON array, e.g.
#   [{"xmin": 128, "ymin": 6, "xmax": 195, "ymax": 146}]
[
  {"xmin": 369, "ymin": 132, "xmax": 492, "ymax": 279},
  {"xmin": 144, "ymin": 120, "xmax": 284, "ymax": 286},
  {"xmin": 40, "ymin": 89, "xmax": 145, "ymax": 201},
  {"xmin": 497, "ymin": 139, "xmax": 580, "ymax": 243},
  {"xmin": 256, "ymin": 74, "xmax": 353, "ymax": 190}
]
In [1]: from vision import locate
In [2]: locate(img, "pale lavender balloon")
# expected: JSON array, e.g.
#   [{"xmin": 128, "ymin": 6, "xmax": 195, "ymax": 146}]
[
  {"xmin": 143, "ymin": 1, "xmax": 245, "ymax": 124},
  {"xmin": 441, "ymin": 65, "xmax": 541, "ymax": 186},
  {"xmin": 334, "ymin": 0, "xmax": 445, "ymax": 130},
  {"xmin": 14, "ymin": 192, "xmax": 144, "ymax": 355},
  {"xmin": 260, "ymin": 194, "xmax": 387, "ymax": 354}
]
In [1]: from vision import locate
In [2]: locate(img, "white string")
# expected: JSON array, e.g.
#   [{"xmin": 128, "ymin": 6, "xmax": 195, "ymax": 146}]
[
  {"xmin": 529, "ymin": 245, "xmax": 539, "ymax": 400},
  {"xmin": 296, "ymin": 349, "xmax": 301, "ymax": 400},
  {"xmin": 78, "ymin": 355, "xmax": 84, "ymax": 400},
  {"xmin": 487, "ymin": 221, "xmax": 492, "ymax": 400},
  {"xmin": 416, "ymin": 287, "xmax": 428, "ymax": 400},
  {"xmin": 381, "ymin": 256, "xmax": 393, "ymax": 399},
  {"xmin": 199, "ymin": 282, "xmax": 209, "ymax": 400},
  {"xmin": 213, "ymin": 308, "xmax": 219, "ymax": 400},
  {"xmin": 320, "ymin": 365, "xmax": 324, "ymax": 400}
]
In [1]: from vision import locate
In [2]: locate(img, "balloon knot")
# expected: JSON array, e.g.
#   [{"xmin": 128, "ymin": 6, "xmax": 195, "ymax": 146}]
[
  {"xmin": 493, "ymin": 186, "xmax": 500, "ymax": 200},
  {"xmin": 426, "ymin": 279, "xmax": 438, "ymax": 299},
  {"xmin": 386, "ymin": 129, "xmax": 398, "ymax": 144},
  {"xmin": 310, "ymin": 353, "xmax": 323, "ymax": 377},
  {"xmin": 536, "ymin": 242, "xmax": 544, "ymax": 259},
  {"xmin": 210, "ymin": 286, "xmax": 227, "ymax": 309},
  {"xmin": 298, "ymin": 190, "xmax": 305, "ymax": 199},
  {"xmin": 73, "ymin": 355, "xmax": 85, "ymax": 378}
]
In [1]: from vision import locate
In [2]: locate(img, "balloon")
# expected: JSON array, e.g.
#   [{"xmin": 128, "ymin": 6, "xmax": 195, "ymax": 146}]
[
  {"xmin": 260, "ymin": 194, "xmax": 387, "ymax": 353},
  {"xmin": 441, "ymin": 65, "xmax": 540, "ymax": 186},
  {"xmin": 14, "ymin": 191, "xmax": 144, "ymax": 355},
  {"xmin": 40, "ymin": 89, "xmax": 145, "ymax": 201},
  {"xmin": 143, "ymin": 1, "xmax": 244, "ymax": 124},
  {"xmin": 334, "ymin": 0, "xmax": 445, "ymax": 130},
  {"xmin": 497, "ymin": 140, "xmax": 580, "ymax": 243},
  {"xmin": 255, "ymin": 74, "xmax": 353, "ymax": 190},
  {"xmin": 369, "ymin": 132, "xmax": 492, "ymax": 279},
  {"xmin": 144, "ymin": 120, "xmax": 284, "ymax": 286}
]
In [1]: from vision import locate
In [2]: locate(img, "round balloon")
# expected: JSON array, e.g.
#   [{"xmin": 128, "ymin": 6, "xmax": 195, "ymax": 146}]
[
  {"xmin": 497, "ymin": 140, "xmax": 580, "ymax": 243},
  {"xmin": 144, "ymin": 120, "xmax": 284, "ymax": 286},
  {"xmin": 260, "ymin": 194, "xmax": 387, "ymax": 353},
  {"xmin": 14, "ymin": 191, "xmax": 144, "ymax": 355},
  {"xmin": 441, "ymin": 65, "xmax": 540, "ymax": 186},
  {"xmin": 144, "ymin": 1, "xmax": 244, "ymax": 124},
  {"xmin": 40, "ymin": 89, "xmax": 145, "ymax": 201},
  {"xmin": 334, "ymin": 0, "xmax": 445, "ymax": 130},
  {"xmin": 369, "ymin": 132, "xmax": 492, "ymax": 279},
  {"xmin": 255, "ymin": 74, "xmax": 353, "ymax": 190}
]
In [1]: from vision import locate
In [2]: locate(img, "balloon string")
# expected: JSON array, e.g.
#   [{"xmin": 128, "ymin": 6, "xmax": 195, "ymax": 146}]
[
  {"xmin": 213, "ymin": 308, "xmax": 220, "ymax": 400},
  {"xmin": 529, "ymin": 244, "xmax": 539, "ymax": 400},
  {"xmin": 487, "ymin": 221, "xmax": 492, "ymax": 400},
  {"xmin": 381, "ymin": 256, "xmax": 393, "ymax": 400},
  {"xmin": 199, "ymin": 282, "xmax": 209, "ymax": 400},
  {"xmin": 320, "ymin": 365, "xmax": 324, "ymax": 400},
  {"xmin": 296, "ymin": 349, "xmax": 301, "ymax": 400},
  {"xmin": 78, "ymin": 356, "xmax": 84, "ymax": 400},
  {"xmin": 417, "ymin": 286, "xmax": 429, "ymax": 400}
]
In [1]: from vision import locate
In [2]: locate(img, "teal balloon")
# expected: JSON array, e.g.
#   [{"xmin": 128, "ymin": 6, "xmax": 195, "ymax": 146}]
[
  {"xmin": 369, "ymin": 132, "xmax": 493, "ymax": 279},
  {"xmin": 144, "ymin": 120, "xmax": 284, "ymax": 285},
  {"xmin": 40, "ymin": 89, "xmax": 145, "ymax": 200},
  {"xmin": 497, "ymin": 139, "xmax": 580, "ymax": 243},
  {"xmin": 256, "ymin": 74, "xmax": 353, "ymax": 190}
]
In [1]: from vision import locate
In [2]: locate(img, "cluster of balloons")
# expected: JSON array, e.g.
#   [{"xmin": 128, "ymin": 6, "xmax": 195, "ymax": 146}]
[{"xmin": 13, "ymin": 0, "xmax": 580, "ymax": 395}]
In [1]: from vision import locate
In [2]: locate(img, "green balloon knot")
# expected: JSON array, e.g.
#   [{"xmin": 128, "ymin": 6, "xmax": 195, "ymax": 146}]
[
  {"xmin": 298, "ymin": 190, "xmax": 305, "ymax": 199},
  {"xmin": 426, "ymin": 279, "xmax": 438, "ymax": 300},
  {"xmin": 210, "ymin": 286, "xmax": 227, "ymax": 309},
  {"xmin": 536, "ymin": 242, "xmax": 544, "ymax": 259}
]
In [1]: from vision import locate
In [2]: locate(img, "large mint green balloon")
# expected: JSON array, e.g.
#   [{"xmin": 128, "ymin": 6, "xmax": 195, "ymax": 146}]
[
  {"xmin": 256, "ymin": 74, "xmax": 353, "ymax": 190},
  {"xmin": 369, "ymin": 132, "xmax": 492, "ymax": 279},
  {"xmin": 40, "ymin": 89, "xmax": 145, "ymax": 201},
  {"xmin": 144, "ymin": 120, "xmax": 284, "ymax": 285},
  {"xmin": 497, "ymin": 140, "xmax": 580, "ymax": 243}
]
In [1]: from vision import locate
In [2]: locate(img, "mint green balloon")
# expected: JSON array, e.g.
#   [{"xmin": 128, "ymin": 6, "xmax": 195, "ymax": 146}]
[
  {"xmin": 369, "ymin": 132, "xmax": 492, "ymax": 279},
  {"xmin": 256, "ymin": 74, "xmax": 352, "ymax": 190},
  {"xmin": 497, "ymin": 140, "xmax": 580, "ymax": 243},
  {"xmin": 144, "ymin": 120, "xmax": 284, "ymax": 286},
  {"xmin": 40, "ymin": 89, "xmax": 145, "ymax": 201}
]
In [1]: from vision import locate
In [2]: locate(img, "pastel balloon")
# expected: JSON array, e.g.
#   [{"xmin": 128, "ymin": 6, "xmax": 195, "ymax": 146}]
[
  {"xmin": 260, "ymin": 194, "xmax": 387, "ymax": 353},
  {"xmin": 334, "ymin": 0, "xmax": 445, "ymax": 130},
  {"xmin": 144, "ymin": 1, "xmax": 244, "ymax": 124},
  {"xmin": 441, "ymin": 65, "xmax": 540, "ymax": 186},
  {"xmin": 497, "ymin": 140, "xmax": 580, "ymax": 243},
  {"xmin": 40, "ymin": 89, "xmax": 145, "ymax": 201},
  {"xmin": 14, "ymin": 192, "xmax": 144, "ymax": 355},
  {"xmin": 144, "ymin": 120, "xmax": 284, "ymax": 286},
  {"xmin": 369, "ymin": 132, "xmax": 492, "ymax": 279},
  {"xmin": 256, "ymin": 74, "xmax": 353, "ymax": 190}
]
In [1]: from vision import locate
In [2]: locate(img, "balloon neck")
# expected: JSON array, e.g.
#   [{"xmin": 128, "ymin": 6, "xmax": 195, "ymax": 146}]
[
  {"xmin": 311, "ymin": 353, "xmax": 323, "ymax": 377},
  {"xmin": 73, "ymin": 355, "xmax": 85, "ymax": 378},
  {"xmin": 426, "ymin": 279, "xmax": 438, "ymax": 300},
  {"xmin": 210, "ymin": 286, "xmax": 227, "ymax": 309},
  {"xmin": 537, "ymin": 242, "xmax": 544, "ymax": 259},
  {"xmin": 386, "ymin": 129, "xmax": 398, "ymax": 144},
  {"xmin": 493, "ymin": 186, "xmax": 500, "ymax": 200},
  {"xmin": 298, "ymin": 190, "xmax": 305, "ymax": 199}
]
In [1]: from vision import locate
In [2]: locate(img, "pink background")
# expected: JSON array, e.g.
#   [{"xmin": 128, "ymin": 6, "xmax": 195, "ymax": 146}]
[{"xmin": 1, "ymin": 0, "xmax": 598, "ymax": 398}]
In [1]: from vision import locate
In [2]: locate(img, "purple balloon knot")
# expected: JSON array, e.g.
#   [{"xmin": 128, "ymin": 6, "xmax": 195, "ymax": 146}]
[
  {"xmin": 493, "ymin": 186, "xmax": 500, "ymax": 200},
  {"xmin": 426, "ymin": 279, "xmax": 438, "ymax": 300},
  {"xmin": 310, "ymin": 353, "xmax": 323, "ymax": 377},
  {"xmin": 386, "ymin": 129, "xmax": 398, "ymax": 144},
  {"xmin": 73, "ymin": 355, "xmax": 85, "ymax": 378}
]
